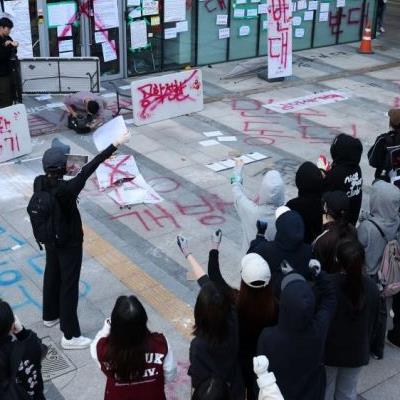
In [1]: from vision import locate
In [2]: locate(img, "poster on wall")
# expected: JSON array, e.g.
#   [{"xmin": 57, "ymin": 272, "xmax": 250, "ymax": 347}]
[
  {"xmin": 93, "ymin": 0, "xmax": 119, "ymax": 29},
  {"xmin": 130, "ymin": 20, "xmax": 148, "ymax": 49},
  {"xmin": 1, "ymin": 0, "xmax": 33, "ymax": 57},
  {"xmin": 131, "ymin": 69, "xmax": 204, "ymax": 126},
  {"xmin": 267, "ymin": 0, "xmax": 292, "ymax": 79},
  {"xmin": 0, "ymin": 104, "xmax": 32, "ymax": 163},
  {"xmin": 47, "ymin": 1, "xmax": 77, "ymax": 27},
  {"xmin": 164, "ymin": 0, "xmax": 186, "ymax": 22}
]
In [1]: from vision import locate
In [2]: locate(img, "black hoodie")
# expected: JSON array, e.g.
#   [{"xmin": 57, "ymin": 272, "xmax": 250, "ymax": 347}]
[
  {"xmin": 324, "ymin": 134, "xmax": 363, "ymax": 225},
  {"xmin": 286, "ymin": 162, "xmax": 323, "ymax": 244},
  {"xmin": 250, "ymin": 210, "xmax": 313, "ymax": 296},
  {"xmin": 257, "ymin": 272, "xmax": 336, "ymax": 400}
]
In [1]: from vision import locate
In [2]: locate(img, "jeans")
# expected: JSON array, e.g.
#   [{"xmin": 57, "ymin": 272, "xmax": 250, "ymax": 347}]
[{"xmin": 325, "ymin": 366, "xmax": 362, "ymax": 400}]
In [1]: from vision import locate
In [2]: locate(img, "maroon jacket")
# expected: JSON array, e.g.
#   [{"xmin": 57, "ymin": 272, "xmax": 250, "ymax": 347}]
[{"xmin": 97, "ymin": 333, "xmax": 168, "ymax": 400}]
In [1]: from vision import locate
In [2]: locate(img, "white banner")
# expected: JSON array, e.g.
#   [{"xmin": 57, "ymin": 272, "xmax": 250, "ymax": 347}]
[
  {"xmin": 0, "ymin": 104, "xmax": 32, "ymax": 163},
  {"xmin": 131, "ymin": 69, "xmax": 204, "ymax": 126},
  {"xmin": 267, "ymin": 0, "xmax": 292, "ymax": 79},
  {"xmin": 263, "ymin": 90, "xmax": 349, "ymax": 113}
]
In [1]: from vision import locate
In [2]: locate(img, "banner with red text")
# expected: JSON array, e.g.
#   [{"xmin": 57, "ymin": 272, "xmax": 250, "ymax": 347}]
[
  {"xmin": 267, "ymin": 0, "xmax": 292, "ymax": 79},
  {"xmin": 131, "ymin": 69, "xmax": 204, "ymax": 126},
  {"xmin": 0, "ymin": 104, "xmax": 32, "ymax": 163}
]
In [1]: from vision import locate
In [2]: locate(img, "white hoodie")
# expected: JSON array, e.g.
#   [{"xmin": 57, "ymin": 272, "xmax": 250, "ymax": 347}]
[{"xmin": 232, "ymin": 169, "xmax": 285, "ymax": 253}]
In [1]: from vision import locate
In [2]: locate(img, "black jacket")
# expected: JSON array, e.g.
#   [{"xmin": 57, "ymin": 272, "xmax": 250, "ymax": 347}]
[
  {"xmin": 286, "ymin": 162, "xmax": 323, "ymax": 244},
  {"xmin": 368, "ymin": 130, "xmax": 400, "ymax": 181},
  {"xmin": 0, "ymin": 35, "xmax": 14, "ymax": 76},
  {"xmin": 324, "ymin": 134, "xmax": 363, "ymax": 225},
  {"xmin": 325, "ymin": 274, "xmax": 379, "ymax": 367},
  {"xmin": 189, "ymin": 275, "xmax": 245, "ymax": 399},
  {"xmin": 249, "ymin": 210, "xmax": 313, "ymax": 296},
  {"xmin": 33, "ymin": 144, "xmax": 116, "ymax": 246},
  {"xmin": 257, "ymin": 272, "xmax": 337, "ymax": 400},
  {"xmin": 0, "ymin": 329, "xmax": 45, "ymax": 399}
]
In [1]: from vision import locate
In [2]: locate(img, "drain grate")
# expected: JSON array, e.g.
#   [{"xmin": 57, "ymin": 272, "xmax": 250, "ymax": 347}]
[{"xmin": 41, "ymin": 336, "xmax": 76, "ymax": 382}]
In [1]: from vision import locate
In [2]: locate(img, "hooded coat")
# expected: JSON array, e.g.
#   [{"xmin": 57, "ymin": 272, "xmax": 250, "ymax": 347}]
[
  {"xmin": 324, "ymin": 134, "xmax": 363, "ymax": 225},
  {"xmin": 232, "ymin": 170, "xmax": 285, "ymax": 253},
  {"xmin": 257, "ymin": 272, "xmax": 337, "ymax": 400},
  {"xmin": 250, "ymin": 210, "xmax": 313, "ymax": 296},
  {"xmin": 357, "ymin": 180, "xmax": 400, "ymax": 276},
  {"xmin": 286, "ymin": 162, "xmax": 323, "ymax": 244}
]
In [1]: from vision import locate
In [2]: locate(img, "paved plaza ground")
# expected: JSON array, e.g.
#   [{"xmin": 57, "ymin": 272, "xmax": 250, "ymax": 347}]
[{"xmin": 1, "ymin": 2, "xmax": 400, "ymax": 399}]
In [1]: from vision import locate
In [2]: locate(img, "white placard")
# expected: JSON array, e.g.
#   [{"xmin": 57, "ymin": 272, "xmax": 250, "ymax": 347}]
[
  {"xmin": 59, "ymin": 51, "xmax": 74, "ymax": 58},
  {"xmin": 199, "ymin": 139, "xmax": 219, "ymax": 147},
  {"xmin": 0, "ymin": 104, "xmax": 32, "ymax": 163},
  {"xmin": 308, "ymin": 0, "xmax": 318, "ymax": 10},
  {"xmin": 319, "ymin": 11, "xmax": 328, "ymax": 21},
  {"xmin": 95, "ymin": 30, "xmax": 108, "ymax": 43},
  {"xmin": 267, "ymin": 0, "xmax": 292, "ymax": 79},
  {"xmin": 247, "ymin": 8, "xmax": 258, "ymax": 17},
  {"xmin": 304, "ymin": 10, "xmax": 314, "ymax": 20},
  {"xmin": 96, "ymin": 154, "xmax": 139, "ymax": 189},
  {"xmin": 320, "ymin": 2, "xmax": 329, "ymax": 11},
  {"xmin": 102, "ymin": 40, "xmax": 117, "ymax": 62},
  {"xmin": 297, "ymin": 0, "xmax": 307, "ymax": 9},
  {"xmin": 164, "ymin": 0, "xmax": 186, "ymax": 22},
  {"xmin": 142, "ymin": 0, "xmax": 159, "ymax": 15},
  {"xmin": 263, "ymin": 90, "xmax": 349, "ymax": 113},
  {"xmin": 216, "ymin": 14, "xmax": 228, "ymax": 25},
  {"xmin": 57, "ymin": 25, "xmax": 72, "ymax": 37},
  {"xmin": 93, "ymin": 116, "xmax": 127, "ymax": 151},
  {"xmin": 233, "ymin": 8, "xmax": 245, "ymax": 17},
  {"xmin": 176, "ymin": 20, "xmax": 188, "ymax": 32},
  {"xmin": 337, "ymin": 0, "xmax": 345, "ymax": 6},
  {"xmin": 131, "ymin": 69, "xmax": 204, "ymax": 125},
  {"xmin": 47, "ymin": 1, "xmax": 77, "ymax": 27},
  {"xmin": 295, "ymin": 28, "xmax": 305, "ymax": 37},
  {"xmin": 239, "ymin": 25, "xmax": 250, "ymax": 36},
  {"xmin": 292, "ymin": 16, "xmax": 302, "ymax": 25},
  {"xmin": 219, "ymin": 27, "xmax": 230, "ymax": 39},
  {"xmin": 4, "ymin": 0, "xmax": 33, "ymax": 57},
  {"xmin": 93, "ymin": 0, "xmax": 119, "ymax": 29},
  {"xmin": 258, "ymin": 3, "xmax": 268, "ymax": 13},
  {"xmin": 58, "ymin": 39, "xmax": 73, "ymax": 53},
  {"xmin": 164, "ymin": 27, "xmax": 177, "ymax": 39},
  {"xmin": 130, "ymin": 20, "xmax": 148, "ymax": 49}
]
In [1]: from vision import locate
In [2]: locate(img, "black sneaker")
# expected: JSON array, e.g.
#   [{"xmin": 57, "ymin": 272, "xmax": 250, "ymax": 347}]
[
  {"xmin": 370, "ymin": 351, "xmax": 383, "ymax": 360},
  {"xmin": 387, "ymin": 330, "xmax": 400, "ymax": 348}
]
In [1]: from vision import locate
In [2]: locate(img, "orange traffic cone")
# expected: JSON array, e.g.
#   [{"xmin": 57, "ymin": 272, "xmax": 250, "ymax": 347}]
[{"xmin": 358, "ymin": 22, "xmax": 374, "ymax": 54}]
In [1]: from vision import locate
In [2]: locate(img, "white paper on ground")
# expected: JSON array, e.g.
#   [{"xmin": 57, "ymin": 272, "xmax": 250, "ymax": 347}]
[
  {"xmin": 205, "ymin": 162, "xmax": 227, "ymax": 172},
  {"xmin": 35, "ymin": 94, "xmax": 52, "ymax": 101},
  {"xmin": 46, "ymin": 102, "xmax": 65, "ymax": 108},
  {"xmin": 218, "ymin": 136, "xmax": 237, "ymax": 142},
  {"xmin": 247, "ymin": 152, "xmax": 268, "ymax": 160},
  {"xmin": 199, "ymin": 139, "xmax": 220, "ymax": 146},
  {"xmin": 219, "ymin": 159, "xmax": 236, "ymax": 168},
  {"xmin": 203, "ymin": 131, "xmax": 223, "ymax": 137},
  {"xmin": 239, "ymin": 155, "xmax": 254, "ymax": 164},
  {"xmin": 93, "ymin": 116, "xmax": 127, "ymax": 151}
]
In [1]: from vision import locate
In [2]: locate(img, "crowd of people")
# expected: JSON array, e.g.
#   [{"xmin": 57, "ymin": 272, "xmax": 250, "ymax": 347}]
[{"xmin": 1, "ymin": 108, "xmax": 400, "ymax": 399}]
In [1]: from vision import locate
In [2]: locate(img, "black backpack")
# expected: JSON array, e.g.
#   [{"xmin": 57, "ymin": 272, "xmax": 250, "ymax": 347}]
[
  {"xmin": 0, "ymin": 342, "xmax": 30, "ymax": 400},
  {"xmin": 27, "ymin": 178, "xmax": 69, "ymax": 249}
]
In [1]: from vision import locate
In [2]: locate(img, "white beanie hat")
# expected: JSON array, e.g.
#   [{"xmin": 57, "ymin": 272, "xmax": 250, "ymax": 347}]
[
  {"xmin": 275, "ymin": 205, "xmax": 290, "ymax": 220},
  {"xmin": 241, "ymin": 253, "xmax": 271, "ymax": 288}
]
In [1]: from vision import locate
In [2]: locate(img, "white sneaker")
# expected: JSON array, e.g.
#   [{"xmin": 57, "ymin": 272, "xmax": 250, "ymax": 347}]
[
  {"xmin": 43, "ymin": 319, "xmax": 60, "ymax": 328},
  {"xmin": 61, "ymin": 336, "xmax": 92, "ymax": 350}
]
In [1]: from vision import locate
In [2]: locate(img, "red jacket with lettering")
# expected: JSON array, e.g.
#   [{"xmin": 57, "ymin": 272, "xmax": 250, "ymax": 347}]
[{"xmin": 96, "ymin": 333, "xmax": 168, "ymax": 400}]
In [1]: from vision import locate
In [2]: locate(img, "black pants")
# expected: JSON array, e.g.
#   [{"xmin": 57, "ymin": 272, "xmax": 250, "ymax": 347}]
[
  {"xmin": 43, "ymin": 244, "xmax": 82, "ymax": 339},
  {"xmin": 0, "ymin": 74, "xmax": 13, "ymax": 108},
  {"xmin": 392, "ymin": 292, "xmax": 400, "ymax": 336}
]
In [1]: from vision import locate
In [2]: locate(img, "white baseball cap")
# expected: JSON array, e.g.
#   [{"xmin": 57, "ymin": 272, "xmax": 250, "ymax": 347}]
[{"xmin": 241, "ymin": 253, "xmax": 271, "ymax": 288}]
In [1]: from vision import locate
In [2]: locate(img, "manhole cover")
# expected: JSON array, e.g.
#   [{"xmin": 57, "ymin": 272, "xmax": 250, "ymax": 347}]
[{"xmin": 41, "ymin": 337, "xmax": 76, "ymax": 381}]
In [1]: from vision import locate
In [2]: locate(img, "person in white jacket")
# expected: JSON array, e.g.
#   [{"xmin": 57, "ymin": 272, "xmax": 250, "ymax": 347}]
[
  {"xmin": 231, "ymin": 159, "xmax": 285, "ymax": 253},
  {"xmin": 254, "ymin": 356, "xmax": 284, "ymax": 400}
]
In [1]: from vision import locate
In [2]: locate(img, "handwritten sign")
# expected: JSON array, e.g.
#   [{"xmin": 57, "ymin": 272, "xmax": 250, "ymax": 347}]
[
  {"xmin": 267, "ymin": 0, "xmax": 293, "ymax": 79},
  {"xmin": 0, "ymin": 104, "xmax": 32, "ymax": 163},
  {"xmin": 263, "ymin": 90, "xmax": 349, "ymax": 113},
  {"xmin": 131, "ymin": 69, "xmax": 204, "ymax": 126}
]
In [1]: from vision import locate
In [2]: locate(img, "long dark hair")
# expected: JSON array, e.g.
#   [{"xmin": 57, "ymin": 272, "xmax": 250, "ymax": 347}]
[
  {"xmin": 0, "ymin": 298, "xmax": 14, "ymax": 339},
  {"xmin": 336, "ymin": 240, "xmax": 365, "ymax": 313},
  {"xmin": 105, "ymin": 295, "xmax": 151, "ymax": 381},
  {"xmin": 236, "ymin": 281, "xmax": 276, "ymax": 335},
  {"xmin": 193, "ymin": 282, "xmax": 230, "ymax": 346}
]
